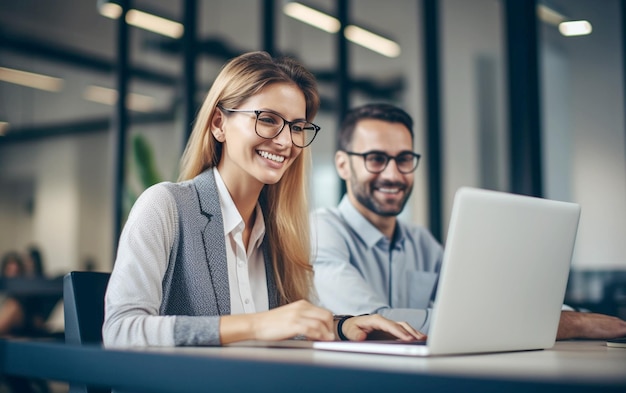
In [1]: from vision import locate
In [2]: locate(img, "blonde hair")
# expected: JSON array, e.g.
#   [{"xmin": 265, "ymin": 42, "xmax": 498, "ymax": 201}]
[{"xmin": 179, "ymin": 51, "xmax": 320, "ymax": 305}]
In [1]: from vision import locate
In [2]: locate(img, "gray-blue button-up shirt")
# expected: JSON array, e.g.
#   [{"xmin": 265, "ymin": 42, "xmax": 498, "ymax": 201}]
[{"xmin": 312, "ymin": 195, "xmax": 444, "ymax": 332}]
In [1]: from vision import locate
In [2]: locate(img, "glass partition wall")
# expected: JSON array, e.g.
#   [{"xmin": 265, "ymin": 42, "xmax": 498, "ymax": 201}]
[
  {"xmin": 538, "ymin": 0, "xmax": 626, "ymax": 314},
  {"xmin": 0, "ymin": 0, "xmax": 430, "ymax": 275}
]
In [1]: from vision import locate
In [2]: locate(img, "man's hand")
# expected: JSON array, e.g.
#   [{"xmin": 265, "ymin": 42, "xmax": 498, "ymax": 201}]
[{"xmin": 557, "ymin": 311, "xmax": 626, "ymax": 340}]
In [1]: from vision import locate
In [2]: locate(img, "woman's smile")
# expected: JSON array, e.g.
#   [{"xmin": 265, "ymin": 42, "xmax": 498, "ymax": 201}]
[{"xmin": 257, "ymin": 149, "xmax": 286, "ymax": 163}]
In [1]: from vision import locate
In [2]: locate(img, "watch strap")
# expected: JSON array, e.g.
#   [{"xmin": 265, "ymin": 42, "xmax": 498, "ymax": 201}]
[{"xmin": 334, "ymin": 315, "xmax": 354, "ymax": 341}]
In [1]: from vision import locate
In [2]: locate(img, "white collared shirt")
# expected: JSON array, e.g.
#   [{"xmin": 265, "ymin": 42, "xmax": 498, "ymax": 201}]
[{"xmin": 214, "ymin": 168, "xmax": 269, "ymax": 314}]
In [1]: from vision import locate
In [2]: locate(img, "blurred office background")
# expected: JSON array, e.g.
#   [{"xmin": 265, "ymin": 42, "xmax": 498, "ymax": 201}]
[{"xmin": 0, "ymin": 0, "xmax": 625, "ymax": 317}]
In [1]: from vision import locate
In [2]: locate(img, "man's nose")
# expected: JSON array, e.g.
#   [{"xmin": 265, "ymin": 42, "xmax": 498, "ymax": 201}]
[{"xmin": 379, "ymin": 158, "xmax": 404, "ymax": 179}]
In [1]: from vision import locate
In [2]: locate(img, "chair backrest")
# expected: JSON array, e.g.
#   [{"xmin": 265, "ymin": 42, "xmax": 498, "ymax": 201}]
[
  {"xmin": 63, "ymin": 271, "xmax": 110, "ymax": 345},
  {"xmin": 64, "ymin": 271, "xmax": 111, "ymax": 393}
]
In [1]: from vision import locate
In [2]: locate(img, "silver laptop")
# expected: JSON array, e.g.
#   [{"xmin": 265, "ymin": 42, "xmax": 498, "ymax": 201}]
[{"xmin": 312, "ymin": 187, "xmax": 581, "ymax": 356}]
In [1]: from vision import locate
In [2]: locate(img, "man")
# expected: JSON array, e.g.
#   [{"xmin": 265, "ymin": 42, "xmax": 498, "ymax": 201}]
[{"xmin": 311, "ymin": 102, "xmax": 626, "ymax": 340}]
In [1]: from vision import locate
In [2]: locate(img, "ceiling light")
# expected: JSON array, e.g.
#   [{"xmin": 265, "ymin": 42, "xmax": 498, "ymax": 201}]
[
  {"xmin": 559, "ymin": 20, "xmax": 593, "ymax": 36},
  {"xmin": 84, "ymin": 85, "xmax": 117, "ymax": 106},
  {"xmin": 126, "ymin": 10, "xmax": 184, "ymax": 39},
  {"xmin": 283, "ymin": 2, "xmax": 400, "ymax": 57},
  {"xmin": 0, "ymin": 67, "xmax": 64, "ymax": 92},
  {"xmin": 99, "ymin": 2, "xmax": 122, "ymax": 19},
  {"xmin": 83, "ymin": 85, "xmax": 156, "ymax": 112},
  {"xmin": 345, "ymin": 25, "xmax": 401, "ymax": 58},
  {"xmin": 537, "ymin": 3, "xmax": 593, "ymax": 37},
  {"xmin": 537, "ymin": 4, "xmax": 566, "ymax": 26},
  {"xmin": 283, "ymin": 2, "xmax": 340, "ymax": 33},
  {"xmin": 98, "ymin": 1, "xmax": 184, "ymax": 39},
  {"xmin": 0, "ymin": 122, "xmax": 9, "ymax": 136},
  {"xmin": 126, "ymin": 91, "xmax": 157, "ymax": 113}
]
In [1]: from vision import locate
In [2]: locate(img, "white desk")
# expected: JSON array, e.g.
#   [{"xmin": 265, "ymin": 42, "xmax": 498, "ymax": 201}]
[
  {"xmin": 141, "ymin": 340, "xmax": 626, "ymax": 384},
  {"xmin": 1, "ymin": 339, "xmax": 624, "ymax": 392}
]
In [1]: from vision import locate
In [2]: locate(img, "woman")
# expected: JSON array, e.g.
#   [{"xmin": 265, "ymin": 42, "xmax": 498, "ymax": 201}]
[{"xmin": 103, "ymin": 51, "xmax": 424, "ymax": 347}]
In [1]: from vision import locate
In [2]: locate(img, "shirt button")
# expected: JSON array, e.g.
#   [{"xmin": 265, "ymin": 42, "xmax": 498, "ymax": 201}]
[{"xmin": 244, "ymin": 299, "xmax": 250, "ymax": 304}]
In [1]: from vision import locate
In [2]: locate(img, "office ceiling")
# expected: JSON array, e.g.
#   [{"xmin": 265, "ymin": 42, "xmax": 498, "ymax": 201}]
[
  {"xmin": 0, "ymin": 0, "xmax": 410, "ymax": 142},
  {"xmin": 0, "ymin": 0, "xmax": 603, "ymax": 143}
]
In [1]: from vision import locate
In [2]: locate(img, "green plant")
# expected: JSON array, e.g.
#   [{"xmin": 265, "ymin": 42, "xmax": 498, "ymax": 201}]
[{"xmin": 122, "ymin": 134, "xmax": 163, "ymax": 221}]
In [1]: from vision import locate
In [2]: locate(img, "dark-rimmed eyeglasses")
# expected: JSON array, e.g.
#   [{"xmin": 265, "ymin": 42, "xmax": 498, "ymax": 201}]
[
  {"xmin": 218, "ymin": 106, "xmax": 320, "ymax": 148},
  {"xmin": 343, "ymin": 150, "xmax": 421, "ymax": 174}
]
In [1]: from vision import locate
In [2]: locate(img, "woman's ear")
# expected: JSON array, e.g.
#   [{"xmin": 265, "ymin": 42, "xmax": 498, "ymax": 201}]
[
  {"xmin": 335, "ymin": 150, "xmax": 350, "ymax": 180},
  {"xmin": 210, "ymin": 109, "xmax": 226, "ymax": 142}
]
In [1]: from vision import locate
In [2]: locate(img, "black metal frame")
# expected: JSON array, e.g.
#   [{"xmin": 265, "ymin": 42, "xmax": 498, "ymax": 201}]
[
  {"xmin": 421, "ymin": 0, "xmax": 443, "ymax": 242},
  {"xmin": 503, "ymin": 0, "xmax": 543, "ymax": 197}
]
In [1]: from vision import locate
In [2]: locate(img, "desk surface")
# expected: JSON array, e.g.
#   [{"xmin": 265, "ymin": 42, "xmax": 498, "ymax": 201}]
[
  {"xmin": 153, "ymin": 339, "xmax": 626, "ymax": 383},
  {"xmin": 1, "ymin": 339, "xmax": 625, "ymax": 393}
]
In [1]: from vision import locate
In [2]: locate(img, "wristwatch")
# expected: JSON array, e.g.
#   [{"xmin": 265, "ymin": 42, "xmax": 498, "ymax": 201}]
[{"xmin": 333, "ymin": 315, "xmax": 354, "ymax": 341}]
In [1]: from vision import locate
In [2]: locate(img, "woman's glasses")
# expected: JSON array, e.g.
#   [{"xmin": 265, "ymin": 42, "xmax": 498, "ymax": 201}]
[{"xmin": 218, "ymin": 106, "xmax": 320, "ymax": 148}]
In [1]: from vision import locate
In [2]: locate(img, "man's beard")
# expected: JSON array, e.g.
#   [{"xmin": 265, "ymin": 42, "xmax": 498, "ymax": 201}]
[{"xmin": 350, "ymin": 173, "xmax": 413, "ymax": 217}]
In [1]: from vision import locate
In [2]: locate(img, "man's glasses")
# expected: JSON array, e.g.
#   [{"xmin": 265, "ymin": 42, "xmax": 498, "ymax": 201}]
[
  {"xmin": 218, "ymin": 106, "xmax": 320, "ymax": 148},
  {"xmin": 344, "ymin": 150, "xmax": 421, "ymax": 174}
]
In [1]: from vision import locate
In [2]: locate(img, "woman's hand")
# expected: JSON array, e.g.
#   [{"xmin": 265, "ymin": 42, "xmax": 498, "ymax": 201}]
[
  {"xmin": 219, "ymin": 300, "xmax": 335, "ymax": 344},
  {"xmin": 340, "ymin": 314, "xmax": 426, "ymax": 342}
]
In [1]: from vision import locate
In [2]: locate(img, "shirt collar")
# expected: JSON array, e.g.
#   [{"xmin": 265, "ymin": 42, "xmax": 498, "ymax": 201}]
[
  {"xmin": 337, "ymin": 195, "xmax": 406, "ymax": 250},
  {"xmin": 213, "ymin": 168, "xmax": 266, "ymax": 249},
  {"xmin": 248, "ymin": 204, "xmax": 266, "ymax": 250},
  {"xmin": 337, "ymin": 195, "xmax": 387, "ymax": 249}
]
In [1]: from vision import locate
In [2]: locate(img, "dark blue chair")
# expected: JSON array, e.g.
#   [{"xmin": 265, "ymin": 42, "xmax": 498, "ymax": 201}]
[{"xmin": 63, "ymin": 271, "xmax": 111, "ymax": 393}]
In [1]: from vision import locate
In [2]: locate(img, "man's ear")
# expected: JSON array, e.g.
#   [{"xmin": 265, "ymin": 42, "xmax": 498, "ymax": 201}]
[
  {"xmin": 335, "ymin": 150, "xmax": 350, "ymax": 181},
  {"xmin": 210, "ymin": 109, "xmax": 226, "ymax": 142}
]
